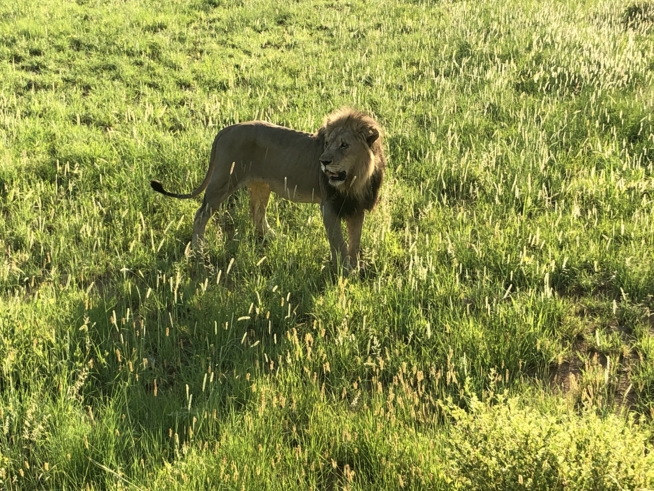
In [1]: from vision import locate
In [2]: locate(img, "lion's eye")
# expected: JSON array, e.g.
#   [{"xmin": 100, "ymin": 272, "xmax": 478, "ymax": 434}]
[{"xmin": 340, "ymin": 142, "xmax": 349, "ymax": 149}]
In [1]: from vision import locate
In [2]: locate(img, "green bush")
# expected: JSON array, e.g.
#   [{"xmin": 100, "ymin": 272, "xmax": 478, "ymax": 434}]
[{"xmin": 445, "ymin": 394, "xmax": 654, "ymax": 490}]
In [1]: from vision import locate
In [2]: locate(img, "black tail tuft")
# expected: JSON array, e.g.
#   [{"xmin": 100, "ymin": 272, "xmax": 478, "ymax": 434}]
[{"xmin": 150, "ymin": 180, "xmax": 165, "ymax": 194}]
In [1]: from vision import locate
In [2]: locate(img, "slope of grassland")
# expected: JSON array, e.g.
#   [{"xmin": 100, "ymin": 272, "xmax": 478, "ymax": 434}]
[{"xmin": 1, "ymin": 0, "xmax": 654, "ymax": 489}]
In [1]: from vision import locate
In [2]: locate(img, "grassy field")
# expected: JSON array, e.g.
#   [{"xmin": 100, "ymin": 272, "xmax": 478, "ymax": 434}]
[{"xmin": 1, "ymin": 0, "xmax": 654, "ymax": 488}]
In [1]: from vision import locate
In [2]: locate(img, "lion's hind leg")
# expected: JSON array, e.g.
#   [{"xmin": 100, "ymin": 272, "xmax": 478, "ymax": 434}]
[
  {"xmin": 191, "ymin": 200, "xmax": 214, "ymax": 251},
  {"xmin": 249, "ymin": 182, "xmax": 275, "ymax": 237},
  {"xmin": 192, "ymin": 185, "xmax": 231, "ymax": 250}
]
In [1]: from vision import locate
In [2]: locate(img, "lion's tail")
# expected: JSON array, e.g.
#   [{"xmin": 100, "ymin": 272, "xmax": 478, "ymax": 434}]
[
  {"xmin": 149, "ymin": 179, "xmax": 207, "ymax": 199},
  {"xmin": 150, "ymin": 133, "xmax": 220, "ymax": 199}
]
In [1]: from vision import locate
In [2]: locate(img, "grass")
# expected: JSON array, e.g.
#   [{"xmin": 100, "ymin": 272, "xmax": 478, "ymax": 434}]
[{"xmin": 1, "ymin": 0, "xmax": 654, "ymax": 488}]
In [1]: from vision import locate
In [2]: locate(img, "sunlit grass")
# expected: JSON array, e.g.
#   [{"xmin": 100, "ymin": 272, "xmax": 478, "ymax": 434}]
[{"xmin": 1, "ymin": 0, "xmax": 654, "ymax": 488}]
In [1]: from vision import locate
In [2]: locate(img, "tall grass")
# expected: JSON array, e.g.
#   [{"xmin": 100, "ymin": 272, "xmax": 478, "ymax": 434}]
[{"xmin": 1, "ymin": 0, "xmax": 654, "ymax": 488}]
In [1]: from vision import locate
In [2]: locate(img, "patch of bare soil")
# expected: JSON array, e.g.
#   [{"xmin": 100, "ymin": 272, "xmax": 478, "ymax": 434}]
[{"xmin": 549, "ymin": 301, "xmax": 646, "ymax": 411}]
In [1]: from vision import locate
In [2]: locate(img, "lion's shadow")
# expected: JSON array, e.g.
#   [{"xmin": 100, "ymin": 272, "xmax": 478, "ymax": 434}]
[{"xmin": 77, "ymin": 250, "xmax": 337, "ymax": 452}]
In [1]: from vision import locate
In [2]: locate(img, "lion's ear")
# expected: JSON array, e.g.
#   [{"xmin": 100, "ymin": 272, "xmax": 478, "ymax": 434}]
[{"xmin": 365, "ymin": 127, "xmax": 379, "ymax": 147}]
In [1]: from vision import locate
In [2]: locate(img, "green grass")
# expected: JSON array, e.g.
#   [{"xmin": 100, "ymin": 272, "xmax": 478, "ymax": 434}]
[{"xmin": 1, "ymin": 0, "xmax": 654, "ymax": 488}]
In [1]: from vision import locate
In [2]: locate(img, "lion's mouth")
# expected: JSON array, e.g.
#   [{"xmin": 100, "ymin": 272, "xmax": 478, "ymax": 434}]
[{"xmin": 324, "ymin": 169, "xmax": 347, "ymax": 184}]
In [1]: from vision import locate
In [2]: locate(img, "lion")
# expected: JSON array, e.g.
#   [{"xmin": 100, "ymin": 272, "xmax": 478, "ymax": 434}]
[{"xmin": 150, "ymin": 107, "xmax": 386, "ymax": 270}]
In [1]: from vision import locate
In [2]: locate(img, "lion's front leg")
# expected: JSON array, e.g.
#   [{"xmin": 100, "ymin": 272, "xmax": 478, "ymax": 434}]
[
  {"xmin": 321, "ymin": 203, "xmax": 349, "ymax": 271},
  {"xmin": 346, "ymin": 212, "xmax": 364, "ymax": 270}
]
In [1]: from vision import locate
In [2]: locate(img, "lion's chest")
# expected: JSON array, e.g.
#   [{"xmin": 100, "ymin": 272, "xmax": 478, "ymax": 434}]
[{"xmin": 321, "ymin": 168, "xmax": 382, "ymax": 218}]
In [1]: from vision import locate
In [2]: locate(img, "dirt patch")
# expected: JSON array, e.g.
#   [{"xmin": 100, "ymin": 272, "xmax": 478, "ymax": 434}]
[
  {"xmin": 549, "ymin": 336, "xmax": 586, "ymax": 396},
  {"xmin": 549, "ymin": 300, "xmax": 646, "ymax": 411}
]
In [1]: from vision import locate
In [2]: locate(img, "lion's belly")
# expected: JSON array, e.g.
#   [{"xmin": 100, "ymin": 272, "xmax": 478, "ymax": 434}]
[
  {"xmin": 266, "ymin": 178, "xmax": 322, "ymax": 203},
  {"xmin": 222, "ymin": 123, "xmax": 325, "ymax": 203}
]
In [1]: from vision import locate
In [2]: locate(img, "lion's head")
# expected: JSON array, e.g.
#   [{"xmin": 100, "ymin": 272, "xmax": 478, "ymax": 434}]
[{"xmin": 319, "ymin": 108, "xmax": 385, "ymax": 200}]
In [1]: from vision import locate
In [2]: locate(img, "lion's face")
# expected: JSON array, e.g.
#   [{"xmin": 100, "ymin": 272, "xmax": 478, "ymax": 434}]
[{"xmin": 319, "ymin": 126, "xmax": 378, "ymax": 192}]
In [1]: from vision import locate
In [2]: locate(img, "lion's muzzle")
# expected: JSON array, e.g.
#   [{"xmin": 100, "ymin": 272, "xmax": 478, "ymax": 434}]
[
  {"xmin": 321, "ymin": 160, "xmax": 347, "ymax": 185},
  {"xmin": 322, "ymin": 167, "xmax": 347, "ymax": 185}
]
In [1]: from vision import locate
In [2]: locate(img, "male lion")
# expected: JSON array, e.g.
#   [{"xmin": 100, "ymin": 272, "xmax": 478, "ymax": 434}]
[{"xmin": 150, "ymin": 108, "xmax": 386, "ymax": 270}]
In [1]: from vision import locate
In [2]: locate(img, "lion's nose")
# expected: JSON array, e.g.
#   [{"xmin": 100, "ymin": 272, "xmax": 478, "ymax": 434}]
[{"xmin": 320, "ymin": 159, "xmax": 332, "ymax": 166}]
